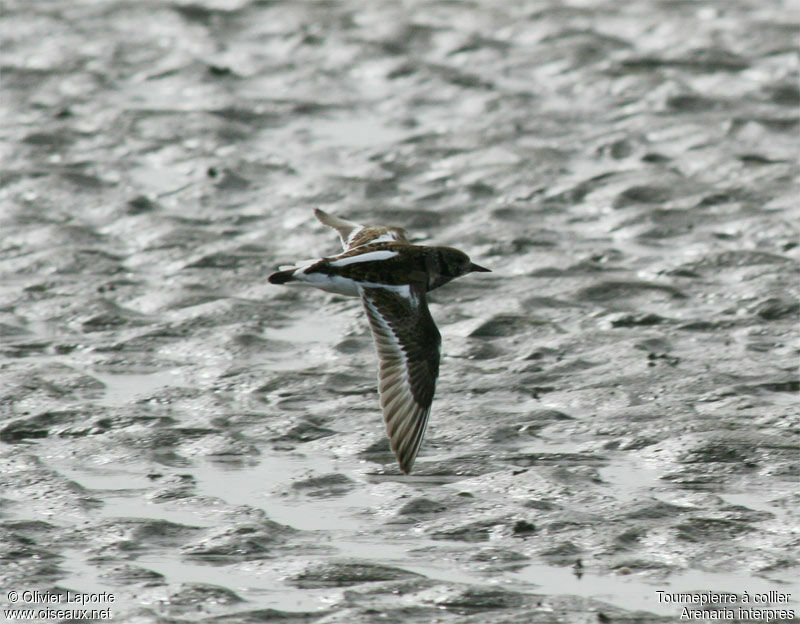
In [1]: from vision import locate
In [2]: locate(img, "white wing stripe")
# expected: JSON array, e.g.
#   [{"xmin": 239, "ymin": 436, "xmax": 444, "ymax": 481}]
[
  {"xmin": 350, "ymin": 232, "xmax": 405, "ymax": 247},
  {"xmin": 329, "ymin": 250, "xmax": 399, "ymax": 267},
  {"xmin": 363, "ymin": 295, "xmax": 416, "ymax": 405}
]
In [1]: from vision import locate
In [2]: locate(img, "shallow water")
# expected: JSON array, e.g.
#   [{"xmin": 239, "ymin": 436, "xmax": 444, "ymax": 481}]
[
  {"xmin": 2, "ymin": 0, "xmax": 799, "ymax": 622},
  {"xmin": 93, "ymin": 371, "xmax": 181, "ymax": 405}
]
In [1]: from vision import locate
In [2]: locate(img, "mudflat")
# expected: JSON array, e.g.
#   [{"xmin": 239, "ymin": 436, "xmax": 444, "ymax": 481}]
[{"xmin": 1, "ymin": 1, "xmax": 798, "ymax": 622}]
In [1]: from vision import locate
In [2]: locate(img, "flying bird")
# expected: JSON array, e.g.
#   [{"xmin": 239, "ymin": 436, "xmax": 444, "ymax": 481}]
[{"xmin": 269, "ymin": 209, "xmax": 490, "ymax": 473}]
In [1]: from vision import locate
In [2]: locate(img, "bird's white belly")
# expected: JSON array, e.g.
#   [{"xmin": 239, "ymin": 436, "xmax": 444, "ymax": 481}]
[{"xmin": 297, "ymin": 272, "xmax": 361, "ymax": 297}]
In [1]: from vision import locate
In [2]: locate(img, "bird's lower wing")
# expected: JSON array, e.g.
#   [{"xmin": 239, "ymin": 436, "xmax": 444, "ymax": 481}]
[{"xmin": 360, "ymin": 285, "xmax": 441, "ymax": 473}]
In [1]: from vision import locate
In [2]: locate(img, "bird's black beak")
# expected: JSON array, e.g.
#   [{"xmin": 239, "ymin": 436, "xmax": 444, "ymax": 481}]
[{"xmin": 469, "ymin": 263, "xmax": 491, "ymax": 273}]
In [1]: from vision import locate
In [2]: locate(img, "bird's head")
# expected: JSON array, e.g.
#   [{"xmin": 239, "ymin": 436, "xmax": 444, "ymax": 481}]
[
  {"xmin": 426, "ymin": 248, "xmax": 490, "ymax": 291},
  {"xmin": 445, "ymin": 248, "xmax": 491, "ymax": 277}
]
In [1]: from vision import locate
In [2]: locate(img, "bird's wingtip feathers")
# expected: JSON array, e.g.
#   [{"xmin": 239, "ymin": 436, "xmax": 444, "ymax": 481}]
[{"xmin": 315, "ymin": 207, "xmax": 356, "ymax": 228}]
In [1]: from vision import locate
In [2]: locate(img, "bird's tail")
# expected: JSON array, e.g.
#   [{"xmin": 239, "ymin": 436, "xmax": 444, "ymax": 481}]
[{"xmin": 268, "ymin": 268, "xmax": 298, "ymax": 284}]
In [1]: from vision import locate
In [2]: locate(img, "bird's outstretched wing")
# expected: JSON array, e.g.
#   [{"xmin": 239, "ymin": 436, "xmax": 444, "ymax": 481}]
[
  {"xmin": 315, "ymin": 208, "xmax": 409, "ymax": 251},
  {"xmin": 360, "ymin": 285, "xmax": 440, "ymax": 473}
]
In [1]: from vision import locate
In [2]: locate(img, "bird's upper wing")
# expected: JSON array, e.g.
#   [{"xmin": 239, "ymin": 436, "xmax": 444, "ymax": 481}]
[
  {"xmin": 315, "ymin": 208, "xmax": 409, "ymax": 251},
  {"xmin": 360, "ymin": 284, "xmax": 440, "ymax": 473}
]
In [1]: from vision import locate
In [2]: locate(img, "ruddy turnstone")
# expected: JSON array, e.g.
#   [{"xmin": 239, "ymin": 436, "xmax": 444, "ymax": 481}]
[{"xmin": 268, "ymin": 209, "xmax": 490, "ymax": 473}]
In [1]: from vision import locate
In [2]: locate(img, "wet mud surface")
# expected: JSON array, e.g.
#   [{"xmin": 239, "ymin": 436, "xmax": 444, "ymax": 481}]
[{"xmin": 1, "ymin": 1, "xmax": 799, "ymax": 622}]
